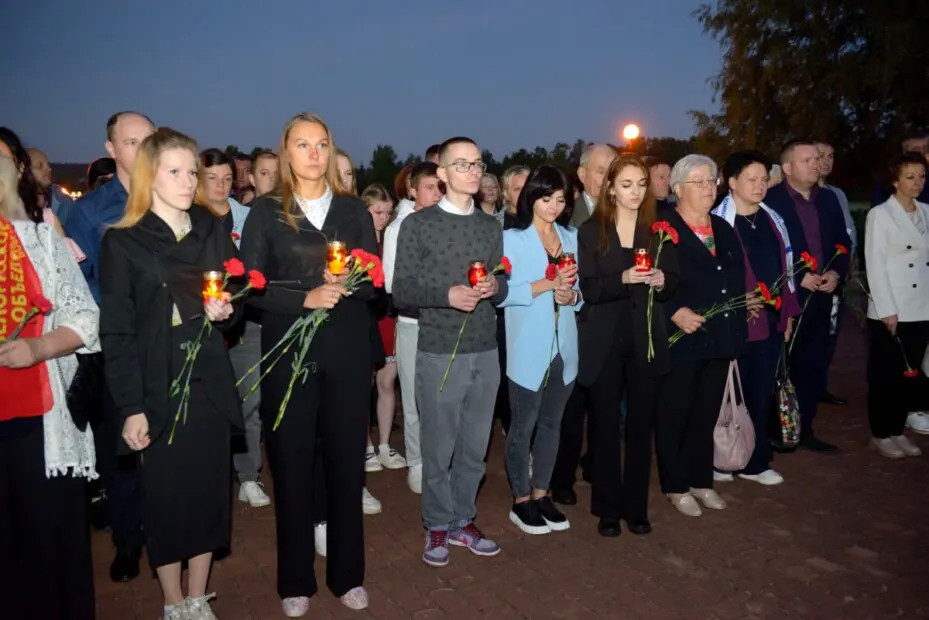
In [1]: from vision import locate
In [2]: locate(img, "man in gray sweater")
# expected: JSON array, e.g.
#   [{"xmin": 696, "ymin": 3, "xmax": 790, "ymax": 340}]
[{"xmin": 393, "ymin": 136, "xmax": 508, "ymax": 567}]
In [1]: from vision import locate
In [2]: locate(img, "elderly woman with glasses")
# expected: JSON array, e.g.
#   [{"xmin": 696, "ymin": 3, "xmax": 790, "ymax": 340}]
[{"xmin": 655, "ymin": 154, "xmax": 756, "ymax": 518}]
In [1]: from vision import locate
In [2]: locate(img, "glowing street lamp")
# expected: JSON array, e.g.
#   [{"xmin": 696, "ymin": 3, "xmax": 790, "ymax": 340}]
[{"xmin": 622, "ymin": 123, "xmax": 640, "ymax": 141}]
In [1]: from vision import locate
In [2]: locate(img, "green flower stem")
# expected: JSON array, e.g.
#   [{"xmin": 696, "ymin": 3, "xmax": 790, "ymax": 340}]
[
  {"xmin": 2, "ymin": 307, "xmax": 39, "ymax": 344},
  {"xmin": 441, "ymin": 312, "xmax": 472, "ymax": 391}
]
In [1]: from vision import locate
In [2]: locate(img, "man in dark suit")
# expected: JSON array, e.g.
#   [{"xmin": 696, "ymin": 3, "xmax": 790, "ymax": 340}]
[
  {"xmin": 765, "ymin": 139, "xmax": 852, "ymax": 453},
  {"xmin": 552, "ymin": 144, "xmax": 616, "ymax": 504}
]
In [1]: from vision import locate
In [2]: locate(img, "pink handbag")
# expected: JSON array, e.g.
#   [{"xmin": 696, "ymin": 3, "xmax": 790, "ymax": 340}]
[{"xmin": 714, "ymin": 361, "xmax": 756, "ymax": 471}]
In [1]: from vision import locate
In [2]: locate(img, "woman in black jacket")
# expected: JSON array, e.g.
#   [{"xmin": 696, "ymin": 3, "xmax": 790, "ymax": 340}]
[
  {"xmin": 240, "ymin": 113, "xmax": 378, "ymax": 617},
  {"xmin": 577, "ymin": 154, "xmax": 678, "ymax": 538},
  {"xmin": 656, "ymin": 154, "xmax": 755, "ymax": 519},
  {"xmin": 99, "ymin": 128, "xmax": 242, "ymax": 620}
]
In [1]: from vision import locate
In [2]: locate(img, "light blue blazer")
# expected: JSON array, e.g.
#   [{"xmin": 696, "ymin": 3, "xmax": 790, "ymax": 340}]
[{"xmin": 499, "ymin": 224, "xmax": 583, "ymax": 391}]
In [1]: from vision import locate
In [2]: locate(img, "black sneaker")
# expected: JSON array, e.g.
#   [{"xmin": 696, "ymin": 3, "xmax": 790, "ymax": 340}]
[
  {"xmin": 536, "ymin": 496, "xmax": 570, "ymax": 531},
  {"xmin": 509, "ymin": 500, "xmax": 551, "ymax": 535}
]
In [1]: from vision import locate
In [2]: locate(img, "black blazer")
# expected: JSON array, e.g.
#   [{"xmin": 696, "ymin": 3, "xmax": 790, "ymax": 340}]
[
  {"xmin": 239, "ymin": 193, "xmax": 380, "ymax": 363},
  {"xmin": 576, "ymin": 217, "xmax": 680, "ymax": 385},
  {"xmin": 663, "ymin": 208, "xmax": 747, "ymax": 365},
  {"xmin": 765, "ymin": 182, "xmax": 852, "ymax": 303},
  {"xmin": 99, "ymin": 207, "xmax": 244, "ymax": 448}
]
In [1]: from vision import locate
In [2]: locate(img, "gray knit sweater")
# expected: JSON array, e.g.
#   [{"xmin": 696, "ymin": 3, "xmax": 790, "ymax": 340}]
[{"xmin": 392, "ymin": 201, "xmax": 507, "ymax": 354}]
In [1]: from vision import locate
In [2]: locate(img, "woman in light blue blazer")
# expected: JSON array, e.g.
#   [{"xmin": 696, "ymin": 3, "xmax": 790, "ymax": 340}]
[{"xmin": 499, "ymin": 165, "xmax": 583, "ymax": 536}]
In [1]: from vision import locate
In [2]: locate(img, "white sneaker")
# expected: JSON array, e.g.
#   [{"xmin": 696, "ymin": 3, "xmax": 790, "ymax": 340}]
[
  {"xmin": 362, "ymin": 487, "xmax": 382, "ymax": 515},
  {"xmin": 407, "ymin": 464, "xmax": 422, "ymax": 494},
  {"xmin": 365, "ymin": 449, "xmax": 383, "ymax": 472},
  {"xmin": 891, "ymin": 435, "xmax": 922, "ymax": 457},
  {"xmin": 238, "ymin": 481, "xmax": 271, "ymax": 507},
  {"xmin": 713, "ymin": 471, "xmax": 734, "ymax": 482},
  {"xmin": 871, "ymin": 437, "xmax": 905, "ymax": 459},
  {"xmin": 906, "ymin": 412, "xmax": 929, "ymax": 435},
  {"xmin": 314, "ymin": 522, "xmax": 327, "ymax": 557},
  {"xmin": 377, "ymin": 445, "xmax": 408, "ymax": 470},
  {"xmin": 738, "ymin": 469, "xmax": 784, "ymax": 485}
]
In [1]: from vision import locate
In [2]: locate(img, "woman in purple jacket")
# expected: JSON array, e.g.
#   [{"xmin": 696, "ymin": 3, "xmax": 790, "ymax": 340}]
[{"xmin": 712, "ymin": 151, "xmax": 801, "ymax": 486}]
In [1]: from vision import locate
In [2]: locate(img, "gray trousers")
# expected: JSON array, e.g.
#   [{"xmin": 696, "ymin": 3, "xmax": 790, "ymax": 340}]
[
  {"xmin": 505, "ymin": 354, "xmax": 574, "ymax": 498},
  {"xmin": 395, "ymin": 320, "xmax": 422, "ymax": 467},
  {"xmin": 416, "ymin": 349, "xmax": 498, "ymax": 530},
  {"xmin": 228, "ymin": 320, "xmax": 263, "ymax": 482}
]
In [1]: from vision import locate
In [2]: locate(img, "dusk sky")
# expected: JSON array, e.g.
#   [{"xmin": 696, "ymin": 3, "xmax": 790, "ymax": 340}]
[{"xmin": 1, "ymin": 1, "xmax": 722, "ymax": 165}]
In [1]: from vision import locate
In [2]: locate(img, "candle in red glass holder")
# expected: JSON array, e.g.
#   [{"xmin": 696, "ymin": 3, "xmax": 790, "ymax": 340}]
[
  {"xmin": 634, "ymin": 248, "xmax": 652, "ymax": 271},
  {"xmin": 327, "ymin": 240, "xmax": 347, "ymax": 275},
  {"xmin": 468, "ymin": 260, "xmax": 488, "ymax": 287},
  {"xmin": 202, "ymin": 270, "xmax": 223, "ymax": 301},
  {"xmin": 558, "ymin": 253, "xmax": 577, "ymax": 285}
]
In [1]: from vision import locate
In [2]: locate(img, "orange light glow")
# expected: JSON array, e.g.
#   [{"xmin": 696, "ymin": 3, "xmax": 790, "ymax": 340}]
[{"xmin": 622, "ymin": 124, "xmax": 641, "ymax": 141}]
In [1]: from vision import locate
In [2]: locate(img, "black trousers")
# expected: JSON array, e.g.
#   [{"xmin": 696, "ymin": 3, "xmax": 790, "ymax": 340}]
[
  {"xmin": 0, "ymin": 423, "xmax": 95, "ymax": 620},
  {"xmin": 263, "ymin": 333, "xmax": 369, "ymax": 600},
  {"xmin": 738, "ymin": 336, "xmax": 782, "ymax": 474},
  {"xmin": 824, "ymin": 295, "xmax": 844, "ymax": 390},
  {"xmin": 789, "ymin": 293, "xmax": 832, "ymax": 434},
  {"xmin": 868, "ymin": 319, "xmax": 929, "ymax": 437},
  {"xmin": 494, "ymin": 313, "xmax": 511, "ymax": 433},
  {"xmin": 98, "ymin": 386, "xmax": 145, "ymax": 551},
  {"xmin": 588, "ymin": 343, "xmax": 659, "ymax": 522},
  {"xmin": 550, "ymin": 383, "xmax": 594, "ymax": 492},
  {"xmin": 656, "ymin": 358, "xmax": 730, "ymax": 494}
]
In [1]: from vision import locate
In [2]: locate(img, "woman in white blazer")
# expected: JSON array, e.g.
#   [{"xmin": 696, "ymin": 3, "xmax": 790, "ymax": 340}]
[
  {"xmin": 499, "ymin": 165, "xmax": 583, "ymax": 536},
  {"xmin": 865, "ymin": 152, "xmax": 929, "ymax": 458}
]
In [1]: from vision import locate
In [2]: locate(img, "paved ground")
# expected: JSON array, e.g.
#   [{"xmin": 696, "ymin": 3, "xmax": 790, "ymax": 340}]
[{"xmin": 94, "ymin": 325, "xmax": 929, "ymax": 619}]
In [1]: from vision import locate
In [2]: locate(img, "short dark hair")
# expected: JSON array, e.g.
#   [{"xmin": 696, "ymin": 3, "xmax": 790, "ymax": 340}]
[
  {"xmin": 86, "ymin": 157, "xmax": 116, "ymax": 189},
  {"xmin": 511, "ymin": 164, "xmax": 574, "ymax": 231},
  {"xmin": 233, "ymin": 153, "xmax": 252, "ymax": 163},
  {"xmin": 105, "ymin": 111, "xmax": 154, "ymax": 142},
  {"xmin": 250, "ymin": 150, "xmax": 277, "ymax": 173},
  {"xmin": 425, "ymin": 144, "xmax": 441, "ymax": 160},
  {"xmin": 722, "ymin": 150, "xmax": 772, "ymax": 183},
  {"xmin": 779, "ymin": 138, "xmax": 817, "ymax": 164},
  {"xmin": 200, "ymin": 148, "xmax": 234, "ymax": 171},
  {"xmin": 889, "ymin": 151, "xmax": 928, "ymax": 184},
  {"xmin": 642, "ymin": 156, "xmax": 670, "ymax": 170},
  {"xmin": 0, "ymin": 126, "xmax": 42, "ymax": 223},
  {"xmin": 410, "ymin": 161, "xmax": 439, "ymax": 190},
  {"xmin": 438, "ymin": 137, "xmax": 477, "ymax": 165}
]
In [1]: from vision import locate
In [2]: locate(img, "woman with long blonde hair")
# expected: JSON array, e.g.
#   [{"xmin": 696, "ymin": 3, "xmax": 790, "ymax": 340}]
[
  {"xmin": 240, "ymin": 113, "xmax": 378, "ymax": 616},
  {"xmin": 100, "ymin": 127, "xmax": 242, "ymax": 620}
]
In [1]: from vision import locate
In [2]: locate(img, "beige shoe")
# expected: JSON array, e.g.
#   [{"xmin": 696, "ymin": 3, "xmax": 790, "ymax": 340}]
[
  {"xmin": 871, "ymin": 437, "xmax": 905, "ymax": 459},
  {"xmin": 690, "ymin": 488, "xmax": 727, "ymax": 510},
  {"xmin": 667, "ymin": 493, "xmax": 702, "ymax": 517},
  {"xmin": 891, "ymin": 435, "xmax": 922, "ymax": 457}
]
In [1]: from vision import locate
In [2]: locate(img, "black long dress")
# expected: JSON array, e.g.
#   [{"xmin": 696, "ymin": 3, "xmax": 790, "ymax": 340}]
[
  {"xmin": 99, "ymin": 206, "xmax": 243, "ymax": 567},
  {"xmin": 240, "ymin": 192, "xmax": 378, "ymax": 600}
]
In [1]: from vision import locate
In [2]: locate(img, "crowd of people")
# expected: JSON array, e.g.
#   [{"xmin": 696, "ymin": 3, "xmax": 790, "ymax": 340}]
[{"xmin": 0, "ymin": 111, "xmax": 927, "ymax": 619}]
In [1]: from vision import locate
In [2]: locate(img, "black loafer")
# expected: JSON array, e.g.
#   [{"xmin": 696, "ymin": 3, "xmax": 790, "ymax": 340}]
[
  {"xmin": 819, "ymin": 391, "xmax": 847, "ymax": 406},
  {"xmin": 799, "ymin": 433, "xmax": 839, "ymax": 453},
  {"xmin": 625, "ymin": 519, "xmax": 652, "ymax": 535},
  {"xmin": 597, "ymin": 517, "xmax": 621, "ymax": 537},
  {"xmin": 110, "ymin": 547, "xmax": 141, "ymax": 583},
  {"xmin": 552, "ymin": 488, "xmax": 577, "ymax": 506}
]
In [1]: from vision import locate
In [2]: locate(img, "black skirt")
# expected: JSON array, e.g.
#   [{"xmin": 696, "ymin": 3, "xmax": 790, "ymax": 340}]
[{"xmin": 141, "ymin": 383, "xmax": 231, "ymax": 567}]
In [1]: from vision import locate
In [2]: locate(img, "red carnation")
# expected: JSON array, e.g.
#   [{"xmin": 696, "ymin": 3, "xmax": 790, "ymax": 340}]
[
  {"xmin": 800, "ymin": 251, "xmax": 818, "ymax": 272},
  {"xmin": 247, "ymin": 270, "xmax": 266, "ymax": 290},
  {"xmin": 904, "ymin": 369, "xmax": 919, "ymax": 378},
  {"xmin": 32, "ymin": 295, "xmax": 53, "ymax": 314},
  {"xmin": 758, "ymin": 282, "xmax": 772, "ymax": 301},
  {"xmin": 545, "ymin": 264, "xmax": 558, "ymax": 281},
  {"xmin": 835, "ymin": 243, "xmax": 848, "ymax": 256},
  {"xmin": 224, "ymin": 258, "xmax": 245, "ymax": 277},
  {"xmin": 500, "ymin": 256, "xmax": 512, "ymax": 274},
  {"xmin": 774, "ymin": 296, "xmax": 782, "ymax": 310},
  {"xmin": 651, "ymin": 221, "xmax": 680, "ymax": 245},
  {"xmin": 370, "ymin": 262, "xmax": 385, "ymax": 288},
  {"xmin": 230, "ymin": 232, "xmax": 241, "ymax": 241}
]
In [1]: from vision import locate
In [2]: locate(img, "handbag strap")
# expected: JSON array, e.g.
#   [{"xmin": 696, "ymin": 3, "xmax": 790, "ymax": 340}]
[{"xmin": 719, "ymin": 360, "xmax": 738, "ymax": 424}]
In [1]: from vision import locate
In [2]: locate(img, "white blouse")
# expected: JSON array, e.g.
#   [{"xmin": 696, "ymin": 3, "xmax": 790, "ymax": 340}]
[
  {"xmin": 13, "ymin": 220, "xmax": 100, "ymax": 479},
  {"xmin": 294, "ymin": 185, "xmax": 334, "ymax": 230}
]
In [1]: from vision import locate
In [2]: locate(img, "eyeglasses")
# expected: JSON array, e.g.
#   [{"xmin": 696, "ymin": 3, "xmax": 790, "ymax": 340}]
[
  {"xmin": 444, "ymin": 160, "xmax": 487, "ymax": 174},
  {"xmin": 683, "ymin": 179, "xmax": 716, "ymax": 187}
]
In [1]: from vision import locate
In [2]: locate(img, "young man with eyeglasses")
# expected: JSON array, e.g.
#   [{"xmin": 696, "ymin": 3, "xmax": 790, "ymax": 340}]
[{"xmin": 393, "ymin": 137, "xmax": 508, "ymax": 567}]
